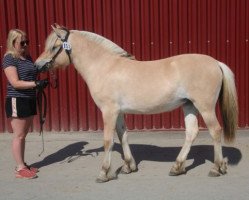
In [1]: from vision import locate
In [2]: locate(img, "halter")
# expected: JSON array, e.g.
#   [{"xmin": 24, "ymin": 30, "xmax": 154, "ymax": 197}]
[
  {"xmin": 37, "ymin": 28, "xmax": 72, "ymax": 73},
  {"xmin": 56, "ymin": 28, "xmax": 72, "ymax": 63}
]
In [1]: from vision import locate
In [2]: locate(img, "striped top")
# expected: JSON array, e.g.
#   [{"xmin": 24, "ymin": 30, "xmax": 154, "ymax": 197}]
[{"xmin": 2, "ymin": 54, "xmax": 37, "ymax": 98}]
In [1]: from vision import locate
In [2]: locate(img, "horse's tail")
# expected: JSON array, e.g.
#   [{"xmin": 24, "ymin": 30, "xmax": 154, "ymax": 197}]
[{"xmin": 218, "ymin": 62, "xmax": 238, "ymax": 143}]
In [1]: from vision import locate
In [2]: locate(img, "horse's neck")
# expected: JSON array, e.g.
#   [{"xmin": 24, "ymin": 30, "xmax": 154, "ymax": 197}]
[{"xmin": 70, "ymin": 32, "xmax": 115, "ymax": 84}]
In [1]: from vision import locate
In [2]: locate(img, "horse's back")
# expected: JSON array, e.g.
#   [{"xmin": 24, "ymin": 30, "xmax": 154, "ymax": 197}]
[{"xmin": 117, "ymin": 54, "xmax": 222, "ymax": 88}]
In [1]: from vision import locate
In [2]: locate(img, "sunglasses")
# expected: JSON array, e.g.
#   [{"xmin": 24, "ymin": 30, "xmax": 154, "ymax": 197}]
[{"xmin": 20, "ymin": 40, "xmax": 29, "ymax": 47}]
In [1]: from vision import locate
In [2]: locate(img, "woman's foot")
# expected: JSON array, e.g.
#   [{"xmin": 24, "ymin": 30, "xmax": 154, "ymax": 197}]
[
  {"xmin": 24, "ymin": 163, "xmax": 39, "ymax": 173},
  {"xmin": 15, "ymin": 167, "xmax": 37, "ymax": 179}
]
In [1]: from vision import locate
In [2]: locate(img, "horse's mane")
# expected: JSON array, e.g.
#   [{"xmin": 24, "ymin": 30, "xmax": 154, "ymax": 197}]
[
  {"xmin": 45, "ymin": 29, "xmax": 135, "ymax": 59},
  {"xmin": 78, "ymin": 31, "xmax": 134, "ymax": 59}
]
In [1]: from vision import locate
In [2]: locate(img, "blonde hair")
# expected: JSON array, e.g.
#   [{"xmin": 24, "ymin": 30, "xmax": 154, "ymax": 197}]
[{"xmin": 4, "ymin": 29, "xmax": 27, "ymax": 58}]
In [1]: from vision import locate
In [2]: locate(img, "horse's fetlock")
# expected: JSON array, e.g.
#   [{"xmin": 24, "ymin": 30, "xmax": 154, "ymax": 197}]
[
  {"xmin": 169, "ymin": 161, "xmax": 186, "ymax": 176},
  {"xmin": 121, "ymin": 164, "xmax": 132, "ymax": 174},
  {"xmin": 96, "ymin": 171, "xmax": 109, "ymax": 183},
  {"xmin": 219, "ymin": 159, "xmax": 227, "ymax": 174},
  {"xmin": 130, "ymin": 161, "xmax": 137, "ymax": 172},
  {"xmin": 209, "ymin": 158, "xmax": 227, "ymax": 177},
  {"xmin": 101, "ymin": 163, "xmax": 111, "ymax": 174}
]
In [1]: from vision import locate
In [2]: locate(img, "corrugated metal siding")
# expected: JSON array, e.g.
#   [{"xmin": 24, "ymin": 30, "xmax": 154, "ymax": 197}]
[{"xmin": 0, "ymin": 0, "xmax": 248, "ymax": 133}]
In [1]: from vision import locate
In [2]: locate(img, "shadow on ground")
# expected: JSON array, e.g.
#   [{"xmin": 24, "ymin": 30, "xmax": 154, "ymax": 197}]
[
  {"xmin": 32, "ymin": 141, "xmax": 242, "ymax": 174},
  {"xmin": 32, "ymin": 142, "xmax": 89, "ymax": 168}
]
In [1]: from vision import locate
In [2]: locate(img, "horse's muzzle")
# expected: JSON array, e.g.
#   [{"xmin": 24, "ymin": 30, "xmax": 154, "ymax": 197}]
[{"xmin": 34, "ymin": 60, "xmax": 51, "ymax": 73}]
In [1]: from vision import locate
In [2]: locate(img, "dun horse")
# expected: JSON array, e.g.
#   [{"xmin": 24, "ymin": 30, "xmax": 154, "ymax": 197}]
[{"xmin": 35, "ymin": 24, "xmax": 238, "ymax": 182}]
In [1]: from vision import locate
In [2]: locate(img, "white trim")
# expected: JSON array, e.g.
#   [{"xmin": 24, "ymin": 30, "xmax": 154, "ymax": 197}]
[{"xmin": 11, "ymin": 98, "xmax": 17, "ymax": 117}]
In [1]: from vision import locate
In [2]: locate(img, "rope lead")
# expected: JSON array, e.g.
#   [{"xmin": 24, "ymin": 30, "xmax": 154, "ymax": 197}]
[{"xmin": 37, "ymin": 88, "xmax": 47, "ymax": 156}]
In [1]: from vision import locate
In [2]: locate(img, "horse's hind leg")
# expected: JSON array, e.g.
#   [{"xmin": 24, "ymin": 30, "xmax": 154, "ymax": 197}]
[
  {"xmin": 201, "ymin": 111, "xmax": 227, "ymax": 176},
  {"xmin": 169, "ymin": 102, "xmax": 199, "ymax": 176},
  {"xmin": 116, "ymin": 114, "xmax": 137, "ymax": 173}
]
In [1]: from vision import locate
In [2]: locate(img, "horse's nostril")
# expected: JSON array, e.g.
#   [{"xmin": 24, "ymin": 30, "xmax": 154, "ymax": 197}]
[{"xmin": 34, "ymin": 62, "xmax": 49, "ymax": 73}]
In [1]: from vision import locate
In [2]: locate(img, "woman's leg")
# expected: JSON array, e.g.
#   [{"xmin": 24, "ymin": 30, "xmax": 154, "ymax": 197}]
[{"xmin": 11, "ymin": 116, "xmax": 34, "ymax": 171}]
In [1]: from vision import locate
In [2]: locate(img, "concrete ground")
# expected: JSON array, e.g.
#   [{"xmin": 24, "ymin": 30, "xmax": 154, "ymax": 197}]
[{"xmin": 0, "ymin": 130, "xmax": 248, "ymax": 200}]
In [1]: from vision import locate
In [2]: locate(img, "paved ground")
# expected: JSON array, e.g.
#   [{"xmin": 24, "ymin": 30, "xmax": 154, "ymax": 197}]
[{"xmin": 0, "ymin": 130, "xmax": 249, "ymax": 200}]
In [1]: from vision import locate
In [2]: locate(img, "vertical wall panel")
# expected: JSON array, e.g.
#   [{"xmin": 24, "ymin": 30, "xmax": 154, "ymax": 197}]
[
  {"xmin": 246, "ymin": 0, "xmax": 249, "ymax": 127},
  {"xmin": 0, "ymin": 0, "xmax": 248, "ymax": 133}
]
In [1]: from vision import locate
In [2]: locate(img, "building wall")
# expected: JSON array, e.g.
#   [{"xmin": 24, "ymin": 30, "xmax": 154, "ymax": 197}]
[{"xmin": 0, "ymin": 0, "xmax": 248, "ymax": 133}]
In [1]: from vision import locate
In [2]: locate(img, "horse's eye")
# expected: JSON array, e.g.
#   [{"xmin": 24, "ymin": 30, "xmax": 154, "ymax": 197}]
[{"xmin": 51, "ymin": 46, "xmax": 59, "ymax": 52}]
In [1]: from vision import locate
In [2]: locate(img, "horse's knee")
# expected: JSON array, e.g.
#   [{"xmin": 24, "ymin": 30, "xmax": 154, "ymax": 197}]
[{"xmin": 104, "ymin": 139, "xmax": 113, "ymax": 151}]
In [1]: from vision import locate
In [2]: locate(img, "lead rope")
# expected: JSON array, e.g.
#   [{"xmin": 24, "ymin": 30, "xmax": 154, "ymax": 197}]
[
  {"xmin": 49, "ymin": 70, "xmax": 58, "ymax": 89},
  {"xmin": 37, "ymin": 71, "xmax": 58, "ymax": 156},
  {"xmin": 37, "ymin": 87, "xmax": 47, "ymax": 156}
]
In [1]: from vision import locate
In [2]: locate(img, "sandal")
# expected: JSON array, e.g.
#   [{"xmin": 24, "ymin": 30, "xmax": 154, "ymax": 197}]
[{"xmin": 15, "ymin": 167, "xmax": 37, "ymax": 179}]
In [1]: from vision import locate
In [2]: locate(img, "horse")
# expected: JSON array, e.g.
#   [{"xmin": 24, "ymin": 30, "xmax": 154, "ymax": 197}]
[{"xmin": 35, "ymin": 24, "xmax": 238, "ymax": 182}]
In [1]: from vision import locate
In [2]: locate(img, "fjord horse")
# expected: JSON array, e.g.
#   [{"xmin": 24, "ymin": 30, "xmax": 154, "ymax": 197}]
[{"xmin": 35, "ymin": 24, "xmax": 238, "ymax": 182}]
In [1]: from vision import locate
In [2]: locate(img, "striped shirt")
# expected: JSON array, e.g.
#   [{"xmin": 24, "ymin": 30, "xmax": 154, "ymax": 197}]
[{"xmin": 2, "ymin": 54, "xmax": 37, "ymax": 97}]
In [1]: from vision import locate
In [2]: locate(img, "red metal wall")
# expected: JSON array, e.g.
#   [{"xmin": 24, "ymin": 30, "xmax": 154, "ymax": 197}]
[{"xmin": 0, "ymin": 0, "xmax": 248, "ymax": 133}]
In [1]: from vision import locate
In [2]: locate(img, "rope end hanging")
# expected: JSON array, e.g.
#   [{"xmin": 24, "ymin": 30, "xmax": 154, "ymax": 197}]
[
  {"xmin": 37, "ymin": 88, "xmax": 47, "ymax": 156},
  {"xmin": 38, "ymin": 129, "xmax": 45, "ymax": 157}
]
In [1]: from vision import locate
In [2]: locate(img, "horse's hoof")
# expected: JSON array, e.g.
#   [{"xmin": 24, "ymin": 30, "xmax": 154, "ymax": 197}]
[
  {"xmin": 119, "ymin": 162, "xmax": 137, "ymax": 174},
  {"xmin": 95, "ymin": 176, "xmax": 109, "ymax": 183},
  {"xmin": 107, "ymin": 173, "xmax": 118, "ymax": 180},
  {"xmin": 169, "ymin": 167, "xmax": 186, "ymax": 176},
  {"xmin": 219, "ymin": 168, "xmax": 227, "ymax": 175},
  {"xmin": 208, "ymin": 169, "xmax": 220, "ymax": 177},
  {"xmin": 120, "ymin": 165, "xmax": 132, "ymax": 174}
]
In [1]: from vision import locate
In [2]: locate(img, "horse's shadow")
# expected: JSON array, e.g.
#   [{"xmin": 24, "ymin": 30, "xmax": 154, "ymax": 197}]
[
  {"xmin": 31, "ymin": 141, "xmax": 242, "ymax": 173},
  {"xmin": 87, "ymin": 143, "xmax": 242, "ymax": 172},
  {"xmin": 31, "ymin": 142, "xmax": 90, "ymax": 168}
]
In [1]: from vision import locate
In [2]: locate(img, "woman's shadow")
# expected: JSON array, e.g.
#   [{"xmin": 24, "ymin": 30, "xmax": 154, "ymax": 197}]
[{"xmin": 31, "ymin": 140, "xmax": 242, "ymax": 174}]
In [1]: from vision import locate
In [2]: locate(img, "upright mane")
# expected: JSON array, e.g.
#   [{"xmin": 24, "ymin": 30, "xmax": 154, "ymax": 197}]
[
  {"xmin": 78, "ymin": 31, "xmax": 135, "ymax": 60},
  {"xmin": 45, "ymin": 29, "xmax": 135, "ymax": 60}
]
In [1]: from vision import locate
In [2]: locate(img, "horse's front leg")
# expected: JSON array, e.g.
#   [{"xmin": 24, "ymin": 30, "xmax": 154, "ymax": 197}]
[
  {"xmin": 96, "ymin": 109, "xmax": 118, "ymax": 183},
  {"xmin": 116, "ymin": 114, "xmax": 137, "ymax": 174}
]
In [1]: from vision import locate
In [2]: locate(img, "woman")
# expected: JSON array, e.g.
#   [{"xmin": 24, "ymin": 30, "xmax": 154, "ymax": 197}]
[{"xmin": 2, "ymin": 29, "xmax": 48, "ymax": 179}]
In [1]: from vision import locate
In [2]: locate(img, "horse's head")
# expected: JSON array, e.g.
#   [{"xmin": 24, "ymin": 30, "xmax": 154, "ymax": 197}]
[{"xmin": 35, "ymin": 24, "xmax": 72, "ymax": 72}]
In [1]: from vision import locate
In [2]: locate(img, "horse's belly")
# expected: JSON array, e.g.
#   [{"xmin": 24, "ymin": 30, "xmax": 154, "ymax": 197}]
[{"xmin": 120, "ymin": 98, "xmax": 186, "ymax": 114}]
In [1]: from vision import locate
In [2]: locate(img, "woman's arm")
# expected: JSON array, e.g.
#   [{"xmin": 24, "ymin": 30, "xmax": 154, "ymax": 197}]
[{"xmin": 4, "ymin": 66, "xmax": 36, "ymax": 89}]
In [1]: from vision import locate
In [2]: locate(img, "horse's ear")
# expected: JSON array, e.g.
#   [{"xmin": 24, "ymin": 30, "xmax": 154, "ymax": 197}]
[
  {"xmin": 51, "ymin": 25, "xmax": 60, "ymax": 37},
  {"xmin": 51, "ymin": 24, "xmax": 68, "ymax": 40},
  {"xmin": 51, "ymin": 23, "xmax": 60, "ymax": 30},
  {"xmin": 51, "ymin": 24, "xmax": 56, "ymax": 31},
  {"xmin": 54, "ymin": 23, "xmax": 60, "ymax": 28}
]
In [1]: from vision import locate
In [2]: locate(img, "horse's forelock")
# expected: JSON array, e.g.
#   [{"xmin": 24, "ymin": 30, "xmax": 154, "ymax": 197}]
[{"xmin": 45, "ymin": 32, "xmax": 58, "ymax": 51}]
